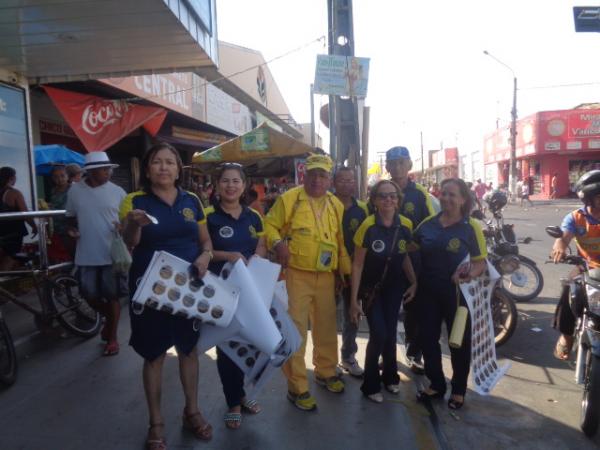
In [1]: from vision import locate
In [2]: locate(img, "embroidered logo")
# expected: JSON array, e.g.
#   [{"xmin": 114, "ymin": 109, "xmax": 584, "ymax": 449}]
[
  {"xmin": 182, "ymin": 208, "xmax": 195, "ymax": 222},
  {"xmin": 219, "ymin": 226, "xmax": 234, "ymax": 238},
  {"xmin": 249, "ymin": 225, "xmax": 258, "ymax": 239},
  {"xmin": 372, "ymin": 240, "xmax": 385, "ymax": 253},
  {"xmin": 446, "ymin": 237, "xmax": 461, "ymax": 253},
  {"xmin": 404, "ymin": 201, "xmax": 415, "ymax": 215},
  {"xmin": 349, "ymin": 218, "xmax": 359, "ymax": 232},
  {"xmin": 397, "ymin": 239, "xmax": 407, "ymax": 253}
]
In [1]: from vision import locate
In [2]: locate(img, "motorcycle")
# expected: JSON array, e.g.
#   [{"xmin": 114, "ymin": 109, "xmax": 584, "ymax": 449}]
[
  {"xmin": 475, "ymin": 208, "xmax": 544, "ymax": 302},
  {"xmin": 546, "ymin": 225, "xmax": 600, "ymax": 437}
]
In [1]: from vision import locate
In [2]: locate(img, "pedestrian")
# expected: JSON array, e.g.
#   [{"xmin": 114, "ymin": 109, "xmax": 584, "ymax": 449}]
[
  {"xmin": 0, "ymin": 166, "xmax": 38, "ymax": 270},
  {"xmin": 264, "ymin": 153, "xmax": 351, "ymax": 411},
  {"xmin": 205, "ymin": 163, "xmax": 267, "ymax": 429},
  {"xmin": 120, "ymin": 143, "xmax": 214, "ymax": 448},
  {"xmin": 65, "ymin": 152, "xmax": 125, "ymax": 356},
  {"xmin": 65, "ymin": 163, "xmax": 83, "ymax": 184},
  {"xmin": 48, "ymin": 166, "xmax": 75, "ymax": 262},
  {"xmin": 415, "ymin": 178, "xmax": 487, "ymax": 410},
  {"xmin": 429, "ymin": 182, "xmax": 441, "ymax": 198},
  {"xmin": 551, "ymin": 173, "xmax": 558, "ymax": 199},
  {"xmin": 385, "ymin": 146, "xmax": 435, "ymax": 374},
  {"xmin": 247, "ymin": 188, "xmax": 264, "ymax": 216},
  {"xmin": 333, "ymin": 166, "xmax": 369, "ymax": 377},
  {"xmin": 521, "ymin": 178, "xmax": 533, "ymax": 207},
  {"xmin": 349, "ymin": 180, "xmax": 417, "ymax": 403}
]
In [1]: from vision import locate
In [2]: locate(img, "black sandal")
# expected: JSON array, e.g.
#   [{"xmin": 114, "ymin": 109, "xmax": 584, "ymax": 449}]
[
  {"xmin": 448, "ymin": 398, "xmax": 464, "ymax": 410},
  {"xmin": 416, "ymin": 390, "xmax": 445, "ymax": 402}
]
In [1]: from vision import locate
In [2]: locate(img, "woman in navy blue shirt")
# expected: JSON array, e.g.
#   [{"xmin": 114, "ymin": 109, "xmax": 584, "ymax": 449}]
[
  {"xmin": 206, "ymin": 163, "xmax": 267, "ymax": 429},
  {"xmin": 414, "ymin": 178, "xmax": 487, "ymax": 410},
  {"xmin": 121, "ymin": 143, "xmax": 214, "ymax": 448},
  {"xmin": 349, "ymin": 180, "xmax": 417, "ymax": 403}
]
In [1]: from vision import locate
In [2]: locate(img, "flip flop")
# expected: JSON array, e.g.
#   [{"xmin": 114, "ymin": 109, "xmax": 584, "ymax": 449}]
[
  {"xmin": 554, "ymin": 339, "xmax": 572, "ymax": 361},
  {"xmin": 241, "ymin": 399, "xmax": 261, "ymax": 414},
  {"xmin": 224, "ymin": 412, "xmax": 242, "ymax": 430},
  {"xmin": 102, "ymin": 341, "xmax": 119, "ymax": 356}
]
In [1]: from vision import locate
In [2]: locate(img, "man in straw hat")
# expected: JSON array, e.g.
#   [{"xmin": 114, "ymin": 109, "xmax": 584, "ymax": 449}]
[
  {"xmin": 65, "ymin": 151, "xmax": 126, "ymax": 356},
  {"xmin": 265, "ymin": 153, "xmax": 351, "ymax": 411}
]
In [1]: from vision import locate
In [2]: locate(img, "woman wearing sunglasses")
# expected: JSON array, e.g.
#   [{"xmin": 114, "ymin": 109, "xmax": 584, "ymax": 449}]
[
  {"xmin": 205, "ymin": 163, "xmax": 267, "ymax": 429},
  {"xmin": 349, "ymin": 180, "xmax": 417, "ymax": 403}
]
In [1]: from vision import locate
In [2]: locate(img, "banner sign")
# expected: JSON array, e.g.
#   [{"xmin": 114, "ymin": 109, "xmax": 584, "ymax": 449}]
[
  {"xmin": 43, "ymin": 86, "xmax": 167, "ymax": 152},
  {"xmin": 314, "ymin": 55, "xmax": 370, "ymax": 97},
  {"xmin": 241, "ymin": 128, "xmax": 269, "ymax": 151}
]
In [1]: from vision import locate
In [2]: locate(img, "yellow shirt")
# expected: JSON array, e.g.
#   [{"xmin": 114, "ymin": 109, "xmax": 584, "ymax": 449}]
[{"xmin": 264, "ymin": 186, "xmax": 351, "ymax": 274}]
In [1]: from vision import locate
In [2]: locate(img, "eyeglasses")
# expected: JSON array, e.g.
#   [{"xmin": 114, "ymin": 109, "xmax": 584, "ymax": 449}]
[
  {"xmin": 219, "ymin": 162, "xmax": 243, "ymax": 168},
  {"xmin": 375, "ymin": 192, "xmax": 399, "ymax": 200}
]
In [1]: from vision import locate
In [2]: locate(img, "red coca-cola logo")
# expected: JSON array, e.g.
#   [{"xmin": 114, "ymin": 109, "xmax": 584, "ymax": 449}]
[{"xmin": 81, "ymin": 100, "xmax": 130, "ymax": 135}]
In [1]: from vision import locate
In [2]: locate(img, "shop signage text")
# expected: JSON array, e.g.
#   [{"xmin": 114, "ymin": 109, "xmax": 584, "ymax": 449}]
[{"xmin": 313, "ymin": 55, "xmax": 370, "ymax": 97}]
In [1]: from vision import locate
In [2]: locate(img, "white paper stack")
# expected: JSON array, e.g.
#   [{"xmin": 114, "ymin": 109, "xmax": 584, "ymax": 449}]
[{"xmin": 132, "ymin": 251, "xmax": 240, "ymax": 327}]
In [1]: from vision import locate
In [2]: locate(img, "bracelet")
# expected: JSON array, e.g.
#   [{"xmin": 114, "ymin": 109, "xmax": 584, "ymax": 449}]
[
  {"xmin": 272, "ymin": 239, "xmax": 283, "ymax": 251},
  {"xmin": 202, "ymin": 249, "xmax": 213, "ymax": 260}
]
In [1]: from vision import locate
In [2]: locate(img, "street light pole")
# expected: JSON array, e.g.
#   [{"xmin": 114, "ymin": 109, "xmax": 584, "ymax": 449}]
[{"xmin": 484, "ymin": 50, "xmax": 518, "ymax": 200}]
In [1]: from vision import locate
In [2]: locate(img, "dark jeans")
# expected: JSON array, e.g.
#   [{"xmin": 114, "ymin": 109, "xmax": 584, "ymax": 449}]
[
  {"xmin": 553, "ymin": 285, "xmax": 576, "ymax": 335},
  {"xmin": 216, "ymin": 347, "xmax": 246, "ymax": 408},
  {"xmin": 419, "ymin": 283, "xmax": 472, "ymax": 397},
  {"xmin": 403, "ymin": 300, "xmax": 422, "ymax": 362},
  {"xmin": 361, "ymin": 286, "xmax": 402, "ymax": 396},
  {"xmin": 340, "ymin": 286, "xmax": 358, "ymax": 362}
]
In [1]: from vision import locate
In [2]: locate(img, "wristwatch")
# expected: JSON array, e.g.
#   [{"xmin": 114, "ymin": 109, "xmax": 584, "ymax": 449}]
[{"xmin": 203, "ymin": 249, "xmax": 214, "ymax": 260}]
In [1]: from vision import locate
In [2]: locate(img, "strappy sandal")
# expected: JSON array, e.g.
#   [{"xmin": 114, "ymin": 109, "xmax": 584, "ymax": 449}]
[
  {"xmin": 182, "ymin": 410, "xmax": 212, "ymax": 441},
  {"xmin": 241, "ymin": 399, "xmax": 261, "ymax": 414},
  {"xmin": 102, "ymin": 341, "xmax": 119, "ymax": 356},
  {"xmin": 146, "ymin": 423, "xmax": 166, "ymax": 450},
  {"xmin": 448, "ymin": 397, "xmax": 464, "ymax": 410},
  {"xmin": 416, "ymin": 389, "xmax": 445, "ymax": 402},
  {"xmin": 554, "ymin": 337, "xmax": 573, "ymax": 361},
  {"xmin": 224, "ymin": 412, "xmax": 242, "ymax": 430}
]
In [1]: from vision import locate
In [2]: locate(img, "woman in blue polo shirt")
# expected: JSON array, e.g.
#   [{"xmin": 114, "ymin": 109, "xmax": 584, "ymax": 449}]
[
  {"xmin": 120, "ymin": 143, "xmax": 214, "ymax": 448},
  {"xmin": 414, "ymin": 178, "xmax": 487, "ymax": 410},
  {"xmin": 206, "ymin": 163, "xmax": 267, "ymax": 429},
  {"xmin": 349, "ymin": 180, "xmax": 417, "ymax": 403}
]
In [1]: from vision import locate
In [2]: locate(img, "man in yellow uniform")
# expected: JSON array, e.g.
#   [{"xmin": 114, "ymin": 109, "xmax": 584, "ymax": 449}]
[{"xmin": 265, "ymin": 154, "xmax": 351, "ymax": 411}]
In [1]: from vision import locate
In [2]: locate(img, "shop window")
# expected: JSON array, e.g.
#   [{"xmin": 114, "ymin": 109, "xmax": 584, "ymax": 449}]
[{"xmin": 569, "ymin": 160, "xmax": 600, "ymax": 194}]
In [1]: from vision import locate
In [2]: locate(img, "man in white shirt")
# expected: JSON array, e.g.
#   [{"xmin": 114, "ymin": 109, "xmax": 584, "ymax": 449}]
[{"xmin": 66, "ymin": 152, "xmax": 126, "ymax": 356}]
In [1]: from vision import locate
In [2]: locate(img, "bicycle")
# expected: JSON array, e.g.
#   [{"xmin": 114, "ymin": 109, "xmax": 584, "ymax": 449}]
[{"xmin": 0, "ymin": 210, "xmax": 101, "ymax": 387}]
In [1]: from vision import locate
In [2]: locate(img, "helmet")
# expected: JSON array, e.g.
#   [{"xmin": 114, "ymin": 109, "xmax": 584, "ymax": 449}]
[
  {"xmin": 486, "ymin": 191, "xmax": 507, "ymax": 212},
  {"xmin": 575, "ymin": 170, "xmax": 600, "ymax": 203}
]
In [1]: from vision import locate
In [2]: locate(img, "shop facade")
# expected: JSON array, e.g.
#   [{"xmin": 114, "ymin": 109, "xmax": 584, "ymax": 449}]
[{"xmin": 483, "ymin": 108, "xmax": 600, "ymax": 198}]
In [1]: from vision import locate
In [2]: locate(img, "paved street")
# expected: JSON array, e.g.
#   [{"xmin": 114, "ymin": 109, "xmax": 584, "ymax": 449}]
[{"xmin": 1, "ymin": 200, "xmax": 600, "ymax": 449}]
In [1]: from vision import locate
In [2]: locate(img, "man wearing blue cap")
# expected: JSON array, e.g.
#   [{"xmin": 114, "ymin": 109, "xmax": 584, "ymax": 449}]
[{"xmin": 386, "ymin": 146, "xmax": 434, "ymax": 374}]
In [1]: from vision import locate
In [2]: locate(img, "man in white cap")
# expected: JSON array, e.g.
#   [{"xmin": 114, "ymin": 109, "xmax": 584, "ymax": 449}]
[{"xmin": 65, "ymin": 151, "xmax": 126, "ymax": 356}]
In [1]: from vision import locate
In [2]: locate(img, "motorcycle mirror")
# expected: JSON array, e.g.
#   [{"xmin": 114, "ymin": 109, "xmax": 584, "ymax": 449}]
[
  {"xmin": 545, "ymin": 226, "xmax": 563, "ymax": 238},
  {"xmin": 471, "ymin": 210, "xmax": 485, "ymax": 220}
]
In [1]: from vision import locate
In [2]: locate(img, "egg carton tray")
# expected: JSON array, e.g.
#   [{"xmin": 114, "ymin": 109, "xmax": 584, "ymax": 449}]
[{"xmin": 132, "ymin": 251, "xmax": 240, "ymax": 327}]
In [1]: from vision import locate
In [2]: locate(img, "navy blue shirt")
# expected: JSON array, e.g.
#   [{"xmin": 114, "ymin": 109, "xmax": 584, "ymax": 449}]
[
  {"xmin": 353, "ymin": 213, "xmax": 413, "ymax": 290},
  {"xmin": 400, "ymin": 180, "xmax": 435, "ymax": 228},
  {"xmin": 414, "ymin": 213, "xmax": 487, "ymax": 284},
  {"xmin": 341, "ymin": 197, "xmax": 369, "ymax": 256},
  {"xmin": 206, "ymin": 204, "xmax": 264, "ymax": 274},
  {"xmin": 119, "ymin": 189, "xmax": 206, "ymax": 290}
]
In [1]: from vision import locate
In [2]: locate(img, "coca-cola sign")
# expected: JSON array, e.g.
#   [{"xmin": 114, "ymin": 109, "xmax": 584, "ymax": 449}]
[
  {"xmin": 81, "ymin": 100, "xmax": 130, "ymax": 135},
  {"xmin": 43, "ymin": 86, "xmax": 166, "ymax": 152}
]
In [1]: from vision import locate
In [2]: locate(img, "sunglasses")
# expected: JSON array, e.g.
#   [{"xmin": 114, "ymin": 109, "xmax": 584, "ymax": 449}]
[
  {"xmin": 375, "ymin": 192, "xmax": 399, "ymax": 200},
  {"xmin": 219, "ymin": 162, "xmax": 243, "ymax": 168}
]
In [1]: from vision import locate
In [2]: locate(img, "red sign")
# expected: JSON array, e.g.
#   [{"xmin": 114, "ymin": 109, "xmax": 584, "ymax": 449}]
[
  {"xmin": 294, "ymin": 158, "xmax": 306, "ymax": 185},
  {"xmin": 43, "ymin": 86, "xmax": 167, "ymax": 152}
]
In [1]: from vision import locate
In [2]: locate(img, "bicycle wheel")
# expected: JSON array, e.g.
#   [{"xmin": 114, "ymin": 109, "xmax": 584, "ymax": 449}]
[
  {"xmin": 49, "ymin": 275, "xmax": 101, "ymax": 338},
  {"xmin": 0, "ymin": 315, "xmax": 17, "ymax": 386},
  {"xmin": 501, "ymin": 257, "xmax": 544, "ymax": 302},
  {"xmin": 492, "ymin": 288, "xmax": 518, "ymax": 347}
]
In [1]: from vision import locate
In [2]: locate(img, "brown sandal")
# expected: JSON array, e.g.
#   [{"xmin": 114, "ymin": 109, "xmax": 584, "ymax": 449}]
[
  {"xmin": 146, "ymin": 423, "xmax": 166, "ymax": 450},
  {"xmin": 182, "ymin": 410, "xmax": 212, "ymax": 441}
]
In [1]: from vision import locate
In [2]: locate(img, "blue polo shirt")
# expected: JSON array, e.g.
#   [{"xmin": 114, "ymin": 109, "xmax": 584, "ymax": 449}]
[
  {"xmin": 414, "ymin": 213, "xmax": 487, "ymax": 284},
  {"xmin": 353, "ymin": 213, "xmax": 413, "ymax": 290},
  {"xmin": 400, "ymin": 180, "xmax": 435, "ymax": 227},
  {"xmin": 341, "ymin": 197, "xmax": 369, "ymax": 256},
  {"xmin": 119, "ymin": 189, "xmax": 206, "ymax": 290},
  {"xmin": 206, "ymin": 204, "xmax": 264, "ymax": 274}
]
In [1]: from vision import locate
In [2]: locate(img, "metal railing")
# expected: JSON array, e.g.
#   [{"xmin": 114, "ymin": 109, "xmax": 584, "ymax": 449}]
[{"xmin": 0, "ymin": 210, "xmax": 72, "ymax": 276}]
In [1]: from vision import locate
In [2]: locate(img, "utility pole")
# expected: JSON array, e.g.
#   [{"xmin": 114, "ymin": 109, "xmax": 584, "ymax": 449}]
[{"xmin": 310, "ymin": 83, "xmax": 315, "ymax": 147}]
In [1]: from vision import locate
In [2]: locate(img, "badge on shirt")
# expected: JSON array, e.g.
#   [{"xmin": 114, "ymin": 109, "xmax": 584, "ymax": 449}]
[
  {"xmin": 372, "ymin": 240, "xmax": 385, "ymax": 253},
  {"xmin": 249, "ymin": 225, "xmax": 258, "ymax": 239},
  {"xmin": 349, "ymin": 218, "xmax": 359, "ymax": 232},
  {"xmin": 182, "ymin": 208, "xmax": 195, "ymax": 222},
  {"xmin": 219, "ymin": 226, "xmax": 234, "ymax": 238},
  {"xmin": 398, "ymin": 239, "xmax": 407, "ymax": 253},
  {"xmin": 446, "ymin": 237, "xmax": 461, "ymax": 253},
  {"xmin": 403, "ymin": 202, "xmax": 415, "ymax": 215}
]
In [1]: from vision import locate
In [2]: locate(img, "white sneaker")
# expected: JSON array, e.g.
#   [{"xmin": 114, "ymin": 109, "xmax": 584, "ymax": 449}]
[
  {"xmin": 367, "ymin": 392, "xmax": 383, "ymax": 403},
  {"xmin": 341, "ymin": 359, "xmax": 364, "ymax": 377}
]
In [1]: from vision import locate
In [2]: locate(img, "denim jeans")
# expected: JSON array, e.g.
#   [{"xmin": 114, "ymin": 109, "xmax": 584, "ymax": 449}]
[
  {"xmin": 340, "ymin": 286, "xmax": 358, "ymax": 362},
  {"xmin": 216, "ymin": 347, "xmax": 246, "ymax": 408}
]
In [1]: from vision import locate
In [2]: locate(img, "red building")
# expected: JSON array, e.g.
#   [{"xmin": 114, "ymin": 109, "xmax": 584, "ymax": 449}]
[{"xmin": 483, "ymin": 107, "xmax": 600, "ymax": 198}]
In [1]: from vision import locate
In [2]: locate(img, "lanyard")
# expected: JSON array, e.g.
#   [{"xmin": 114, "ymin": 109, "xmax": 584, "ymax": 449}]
[{"xmin": 308, "ymin": 196, "xmax": 329, "ymax": 240}]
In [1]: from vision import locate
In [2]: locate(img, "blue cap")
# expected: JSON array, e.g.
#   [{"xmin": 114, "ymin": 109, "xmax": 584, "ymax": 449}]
[{"xmin": 386, "ymin": 146, "xmax": 411, "ymax": 161}]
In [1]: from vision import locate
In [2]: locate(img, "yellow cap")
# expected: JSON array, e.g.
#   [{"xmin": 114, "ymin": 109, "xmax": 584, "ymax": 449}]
[{"xmin": 305, "ymin": 153, "xmax": 333, "ymax": 173}]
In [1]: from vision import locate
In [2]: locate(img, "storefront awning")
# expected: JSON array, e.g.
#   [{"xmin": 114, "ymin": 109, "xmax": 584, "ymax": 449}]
[{"xmin": 1, "ymin": 0, "xmax": 218, "ymax": 83}]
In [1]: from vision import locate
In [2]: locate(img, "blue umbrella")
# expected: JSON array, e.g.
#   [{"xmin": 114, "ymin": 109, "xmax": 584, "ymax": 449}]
[{"xmin": 34, "ymin": 145, "xmax": 85, "ymax": 175}]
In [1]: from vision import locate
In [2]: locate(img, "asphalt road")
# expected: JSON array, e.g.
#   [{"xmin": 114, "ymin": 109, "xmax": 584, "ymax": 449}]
[{"xmin": 1, "ymin": 199, "xmax": 599, "ymax": 449}]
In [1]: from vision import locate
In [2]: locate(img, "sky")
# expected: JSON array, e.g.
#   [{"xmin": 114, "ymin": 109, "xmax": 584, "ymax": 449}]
[{"xmin": 217, "ymin": 1, "xmax": 600, "ymax": 163}]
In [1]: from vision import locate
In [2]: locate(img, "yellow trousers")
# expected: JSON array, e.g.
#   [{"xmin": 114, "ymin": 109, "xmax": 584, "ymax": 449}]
[{"xmin": 283, "ymin": 268, "xmax": 338, "ymax": 394}]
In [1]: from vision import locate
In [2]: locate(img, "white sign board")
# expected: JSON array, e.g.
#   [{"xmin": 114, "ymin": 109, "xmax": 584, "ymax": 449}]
[{"xmin": 314, "ymin": 55, "xmax": 370, "ymax": 97}]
